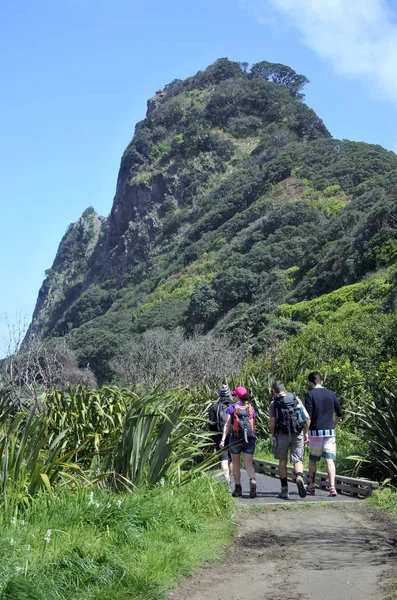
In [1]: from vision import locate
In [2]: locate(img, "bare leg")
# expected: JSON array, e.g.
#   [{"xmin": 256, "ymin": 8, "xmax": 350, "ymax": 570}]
[
  {"xmin": 243, "ymin": 453, "xmax": 255, "ymax": 480},
  {"xmin": 220, "ymin": 459, "xmax": 230, "ymax": 480},
  {"xmin": 325, "ymin": 458, "xmax": 336, "ymax": 488},
  {"xmin": 279, "ymin": 459, "xmax": 288, "ymax": 479},
  {"xmin": 232, "ymin": 454, "xmax": 241, "ymax": 485},
  {"xmin": 309, "ymin": 459, "xmax": 317, "ymax": 486},
  {"xmin": 293, "ymin": 461, "xmax": 303, "ymax": 475}
]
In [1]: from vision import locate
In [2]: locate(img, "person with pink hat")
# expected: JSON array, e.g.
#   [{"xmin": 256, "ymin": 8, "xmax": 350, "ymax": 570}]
[{"xmin": 219, "ymin": 386, "xmax": 257, "ymax": 498}]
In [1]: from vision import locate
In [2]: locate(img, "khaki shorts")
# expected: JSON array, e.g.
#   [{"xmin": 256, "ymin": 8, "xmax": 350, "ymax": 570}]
[{"xmin": 273, "ymin": 432, "xmax": 304, "ymax": 464}]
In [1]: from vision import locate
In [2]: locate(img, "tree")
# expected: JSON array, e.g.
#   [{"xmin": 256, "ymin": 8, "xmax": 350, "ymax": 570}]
[
  {"xmin": 212, "ymin": 267, "xmax": 258, "ymax": 311},
  {"xmin": 185, "ymin": 286, "xmax": 220, "ymax": 332},
  {"xmin": 0, "ymin": 315, "xmax": 97, "ymax": 408},
  {"xmin": 250, "ymin": 61, "xmax": 309, "ymax": 99},
  {"xmin": 111, "ymin": 328, "xmax": 243, "ymax": 388}
]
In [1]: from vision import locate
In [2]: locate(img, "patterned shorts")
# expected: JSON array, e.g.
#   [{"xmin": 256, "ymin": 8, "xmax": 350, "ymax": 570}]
[{"xmin": 309, "ymin": 435, "xmax": 336, "ymax": 461}]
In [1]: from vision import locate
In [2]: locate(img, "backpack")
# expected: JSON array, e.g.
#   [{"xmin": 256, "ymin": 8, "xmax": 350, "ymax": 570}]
[
  {"xmin": 209, "ymin": 399, "xmax": 233, "ymax": 433},
  {"xmin": 274, "ymin": 392, "xmax": 306, "ymax": 434},
  {"xmin": 232, "ymin": 404, "xmax": 255, "ymax": 443}
]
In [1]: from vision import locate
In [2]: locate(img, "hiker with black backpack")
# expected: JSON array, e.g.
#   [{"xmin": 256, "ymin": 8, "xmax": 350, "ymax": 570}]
[
  {"xmin": 208, "ymin": 384, "xmax": 233, "ymax": 482},
  {"xmin": 219, "ymin": 386, "xmax": 257, "ymax": 498},
  {"xmin": 269, "ymin": 381, "xmax": 310, "ymax": 500}
]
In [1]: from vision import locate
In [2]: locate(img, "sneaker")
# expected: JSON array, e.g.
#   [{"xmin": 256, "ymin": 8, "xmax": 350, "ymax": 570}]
[
  {"xmin": 278, "ymin": 486, "xmax": 289, "ymax": 500},
  {"xmin": 329, "ymin": 486, "xmax": 337, "ymax": 497},
  {"xmin": 296, "ymin": 475, "xmax": 307, "ymax": 498},
  {"xmin": 305, "ymin": 485, "xmax": 316, "ymax": 496},
  {"xmin": 249, "ymin": 478, "xmax": 257, "ymax": 499},
  {"xmin": 232, "ymin": 484, "xmax": 242, "ymax": 497}
]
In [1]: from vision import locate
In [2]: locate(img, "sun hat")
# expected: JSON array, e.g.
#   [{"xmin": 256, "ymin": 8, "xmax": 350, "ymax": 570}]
[
  {"xmin": 231, "ymin": 386, "xmax": 248, "ymax": 398},
  {"xmin": 219, "ymin": 384, "xmax": 231, "ymax": 397}
]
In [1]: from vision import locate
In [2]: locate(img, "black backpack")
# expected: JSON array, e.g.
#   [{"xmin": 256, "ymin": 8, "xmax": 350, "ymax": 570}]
[
  {"xmin": 209, "ymin": 399, "xmax": 233, "ymax": 433},
  {"xmin": 274, "ymin": 392, "xmax": 306, "ymax": 434}
]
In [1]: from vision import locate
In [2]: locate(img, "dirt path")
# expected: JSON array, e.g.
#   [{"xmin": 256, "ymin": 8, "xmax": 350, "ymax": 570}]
[{"xmin": 169, "ymin": 504, "xmax": 397, "ymax": 600}]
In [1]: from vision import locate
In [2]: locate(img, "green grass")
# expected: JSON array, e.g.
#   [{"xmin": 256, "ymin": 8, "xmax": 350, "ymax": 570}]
[
  {"xmin": 367, "ymin": 487, "xmax": 397, "ymax": 599},
  {"xmin": 368, "ymin": 487, "xmax": 397, "ymax": 514},
  {"xmin": 0, "ymin": 476, "xmax": 233, "ymax": 600}
]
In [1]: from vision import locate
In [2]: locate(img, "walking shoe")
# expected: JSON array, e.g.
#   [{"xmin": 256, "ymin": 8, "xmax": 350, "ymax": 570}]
[
  {"xmin": 329, "ymin": 486, "xmax": 337, "ymax": 497},
  {"xmin": 296, "ymin": 475, "xmax": 307, "ymax": 498},
  {"xmin": 232, "ymin": 484, "xmax": 242, "ymax": 497},
  {"xmin": 305, "ymin": 485, "xmax": 316, "ymax": 496},
  {"xmin": 278, "ymin": 486, "xmax": 289, "ymax": 500},
  {"xmin": 249, "ymin": 478, "xmax": 257, "ymax": 499}
]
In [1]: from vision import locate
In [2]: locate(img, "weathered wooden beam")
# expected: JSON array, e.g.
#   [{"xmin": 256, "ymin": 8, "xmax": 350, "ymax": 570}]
[{"xmin": 253, "ymin": 458, "xmax": 379, "ymax": 497}]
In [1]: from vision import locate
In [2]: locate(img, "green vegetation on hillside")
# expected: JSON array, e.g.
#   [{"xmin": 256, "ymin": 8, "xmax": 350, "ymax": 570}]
[{"xmin": 24, "ymin": 58, "xmax": 397, "ymax": 385}]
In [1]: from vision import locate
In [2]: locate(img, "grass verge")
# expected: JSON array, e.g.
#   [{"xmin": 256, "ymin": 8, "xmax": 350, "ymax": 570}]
[
  {"xmin": 368, "ymin": 487, "xmax": 397, "ymax": 514},
  {"xmin": 0, "ymin": 476, "xmax": 234, "ymax": 600}
]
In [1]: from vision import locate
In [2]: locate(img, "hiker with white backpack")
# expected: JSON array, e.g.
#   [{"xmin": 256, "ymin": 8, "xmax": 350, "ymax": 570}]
[
  {"xmin": 219, "ymin": 386, "xmax": 257, "ymax": 498},
  {"xmin": 269, "ymin": 381, "xmax": 310, "ymax": 500},
  {"xmin": 208, "ymin": 384, "xmax": 233, "ymax": 482}
]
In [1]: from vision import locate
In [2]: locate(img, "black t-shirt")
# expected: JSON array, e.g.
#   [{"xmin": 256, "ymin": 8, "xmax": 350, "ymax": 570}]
[{"xmin": 304, "ymin": 387, "xmax": 343, "ymax": 434}]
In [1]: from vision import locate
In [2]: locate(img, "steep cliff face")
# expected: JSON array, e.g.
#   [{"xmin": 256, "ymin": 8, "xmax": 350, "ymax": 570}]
[
  {"xmin": 27, "ymin": 207, "xmax": 106, "ymax": 340},
  {"xmin": 104, "ymin": 173, "xmax": 167, "ymax": 273},
  {"xmin": 27, "ymin": 58, "xmax": 397, "ymax": 381}
]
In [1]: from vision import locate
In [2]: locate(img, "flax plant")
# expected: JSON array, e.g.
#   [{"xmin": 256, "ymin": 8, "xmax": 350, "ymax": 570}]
[
  {"xmin": 107, "ymin": 387, "xmax": 217, "ymax": 487},
  {"xmin": 350, "ymin": 388, "xmax": 397, "ymax": 482},
  {"xmin": 0, "ymin": 407, "xmax": 82, "ymax": 511}
]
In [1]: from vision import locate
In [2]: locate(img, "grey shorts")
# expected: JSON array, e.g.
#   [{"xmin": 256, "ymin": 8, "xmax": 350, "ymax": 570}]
[{"xmin": 273, "ymin": 433, "xmax": 304, "ymax": 464}]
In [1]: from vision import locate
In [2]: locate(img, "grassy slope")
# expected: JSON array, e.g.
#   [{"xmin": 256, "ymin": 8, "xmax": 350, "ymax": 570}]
[{"xmin": 0, "ymin": 478, "xmax": 233, "ymax": 600}]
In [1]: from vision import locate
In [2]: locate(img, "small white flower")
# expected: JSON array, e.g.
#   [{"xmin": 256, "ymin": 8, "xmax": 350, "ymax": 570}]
[
  {"xmin": 159, "ymin": 478, "xmax": 165, "ymax": 486},
  {"xmin": 116, "ymin": 500, "xmax": 122, "ymax": 508},
  {"xmin": 95, "ymin": 502, "xmax": 100, "ymax": 508},
  {"xmin": 10, "ymin": 517, "xmax": 16, "ymax": 525},
  {"xmin": 10, "ymin": 538, "xmax": 14, "ymax": 546},
  {"xmin": 20, "ymin": 520, "xmax": 25, "ymax": 527},
  {"xmin": 170, "ymin": 490, "xmax": 174, "ymax": 496},
  {"xmin": 15, "ymin": 566, "xmax": 22, "ymax": 572},
  {"xmin": 27, "ymin": 545, "xmax": 31, "ymax": 552},
  {"xmin": 88, "ymin": 491, "xmax": 94, "ymax": 506},
  {"xmin": 44, "ymin": 530, "xmax": 52, "ymax": 544},
  {"xmin": 106, "ymin": 502, "xmax": 111, "ymax": 508}
]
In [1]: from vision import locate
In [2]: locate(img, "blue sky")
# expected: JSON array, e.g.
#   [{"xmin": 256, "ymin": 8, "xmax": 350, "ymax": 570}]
[{"xmin": 1, "ymin": 0, "xmax": 397, "ymax": 353}]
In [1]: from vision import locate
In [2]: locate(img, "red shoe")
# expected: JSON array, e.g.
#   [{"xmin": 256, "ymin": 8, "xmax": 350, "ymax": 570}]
[
  {"xmin": 329, "ymin": 486, "xmax": 337, "ymax": 497},
  {"xmin": 305, "ymin": 485, "xmax": 316, "ymax": 496}
]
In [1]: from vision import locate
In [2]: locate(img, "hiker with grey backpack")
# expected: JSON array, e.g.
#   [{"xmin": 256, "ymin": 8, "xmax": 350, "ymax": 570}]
[
  {"xmin": 219, "ymin": 386, "xmax": 257, "ymax": 498},
  {"xmin": 269, "ymin": 381, "xmax": 310, "ymax": 500},
  {"xmin": 208, "ymin": 384, "xmax": 233, "ymax": 483}
]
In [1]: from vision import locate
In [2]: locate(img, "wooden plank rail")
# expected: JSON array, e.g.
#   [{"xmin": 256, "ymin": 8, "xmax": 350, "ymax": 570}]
[{"xmin": 253, "ymin": 458, "xmax": 379, "ymax": 497}]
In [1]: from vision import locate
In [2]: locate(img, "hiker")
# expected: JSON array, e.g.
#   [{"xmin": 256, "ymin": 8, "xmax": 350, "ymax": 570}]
[
  {"xmin": 269, "ymin": 381, "xmax": 310, "ymax": 500},
  {"xmin": 219, "ymin": 386, "xmax": 257, "ymax": 498},
  {"xmin": 208, "ymin": 384, "xmax": 233, "ymax": 482},
  {"xmin": 304, "ymin": 372, "xmax": 343, "ymax": 497}
]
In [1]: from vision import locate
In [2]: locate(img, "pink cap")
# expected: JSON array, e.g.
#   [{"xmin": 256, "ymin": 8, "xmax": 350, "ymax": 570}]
[{"xmin": 231, "ymin": 386, "xmax": 248, "ymax": 398}]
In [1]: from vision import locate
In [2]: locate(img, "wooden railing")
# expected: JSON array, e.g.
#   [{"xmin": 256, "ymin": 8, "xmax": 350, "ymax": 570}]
[{"xmin": 253, "ymin": 458, "xmax": 379, "ymax": 498}]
